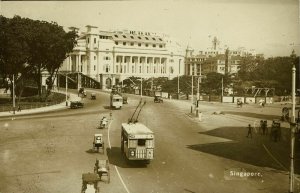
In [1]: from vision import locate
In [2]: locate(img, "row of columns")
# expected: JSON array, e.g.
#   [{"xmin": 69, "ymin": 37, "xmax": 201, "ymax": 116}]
[{"xmin": 189, "ymin": 63, "xmax": 202, "ymax": 75}]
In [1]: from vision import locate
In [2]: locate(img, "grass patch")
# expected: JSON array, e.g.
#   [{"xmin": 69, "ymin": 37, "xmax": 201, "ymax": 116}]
[{"xmin": 0, "ymin": 92, "xmax": 65, "ymax": 112}]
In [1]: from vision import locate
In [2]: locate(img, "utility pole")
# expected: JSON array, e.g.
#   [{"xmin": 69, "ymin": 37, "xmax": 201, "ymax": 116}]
[
  {"xmin": 178, "ymin": 59, "xmax": 181, "ymax": 100},
  {"xmin": 12, "ymin": 74, "xmax": 15, "ymax": 114},
  {"xmin": 177, "ymin": 75, "xmax": 180, "ymax": 100},
  {"xmin": 65, "ymin": 74, "xmax": 68, "ymax": 106},
  {"xmin": 140, "ymin": 77, "xmax": 143, "ymax": 98},
  {"xmin": 222, "ymin": 77, "xmax": 224, "ymax": 102},
  {"xmin": 289, "ymin": 64, "xmax": 296, "ymax": 193},
  {"xmin": 191, "ymin": 75, "xmax": 193, "ymax": 113}
]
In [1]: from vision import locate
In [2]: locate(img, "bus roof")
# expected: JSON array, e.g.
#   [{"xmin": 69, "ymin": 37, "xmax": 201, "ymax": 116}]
[
  {"xmin": 111, "ymin": 94, "xmax": 123, "ymax": 99},
  {"xmin": 122, "ymin": 123, "xmax": 154, "ymax": 135}
]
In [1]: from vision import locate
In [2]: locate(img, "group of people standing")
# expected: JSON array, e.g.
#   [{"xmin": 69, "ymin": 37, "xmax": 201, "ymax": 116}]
[{"xmin": 246, "ymin": 120, "xmax": 281, "ymax": 142}]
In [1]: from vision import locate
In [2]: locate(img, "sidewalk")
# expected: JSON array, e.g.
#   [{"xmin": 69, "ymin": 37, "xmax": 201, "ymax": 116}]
[{"xmin": 0, "ymin": 92, "xmax": 81, "ymax": 118}]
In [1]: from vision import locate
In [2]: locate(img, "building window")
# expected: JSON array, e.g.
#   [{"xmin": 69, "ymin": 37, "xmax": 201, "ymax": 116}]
[
  {"xmin": 159, "ymin": 38, "xmax": 162, "ymax": 41},
  {"xmin": 159, "ymin": 45, "xmax": 163, "ymax": 48},
  {"xmin": 153, "ymin": 44, "xmax": 156, "ymax": 48},
  {"xmin": 123, "ymin": 35, "xmax": 126, "ymax": 38},
  {"xmin": 132, "ymin": 66, "xmax": 134, "ymax": 73},
  {"xmin": 123, "ymin": 42, "xmax": 126, "ymax": 46},
  {"xmin": 87, "ymin": 38, "xmax": 89, "ymax": 43},
  {"xmin": 130, "ymin": 36, "xmax": 134, "ymax": 39},
  {"xmin": 116, "ymin": 65, "xmax": 119, "ymax": 73},
  {"xmin": 106, "ymin": 65, "xmax": 109, "ymax": 73},
  {"xmin": 81, "ymin": 65, "xmax": 83, "ymax": 72},
  {"xmin": 94, "ymin": 56, "xmax": 96, "ymax": 60},
  {"xmin": 130, "ymin": 42, "xmax": 134, "ymax": 46},
  {"xmin": 138, "ymin": 43, "xmax": 141, "ymax": 47},
  {"xmin": 94, "ymin": 65, "xmax": 96, "ymax": 71},
  {"xmin": 146, "ymin": 44, "xmax": 148, "ymax": 47},
  {"xmin": 152, "ymin": 38, "xmax": 156, "ymax": 40},
  {"xmin": 138, "ymin": 36, "xmax": 141, "ymax": 39},
  {"xmin": 115, "ymin": 41, "xmax": 118, "ymax": 45},
  {"xmin": 94, "ymin": 38, "xmax": 96, "ymax": 44},
  {"xmin": 114, "ymin": 35, "xmax": 118, "ymax": 38},
  {"xmin": 147, "ymin": 66, "xmax": 149, "ymax": 73},
  {"xmin": 145, "ymin": 37, "xmax": 149, "ymax": 40}
]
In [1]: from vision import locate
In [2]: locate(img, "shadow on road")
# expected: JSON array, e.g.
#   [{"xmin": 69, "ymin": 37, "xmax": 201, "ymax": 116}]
[
  {"xmin": 106, "ymin": 147, "xmax": 148, "ymax": 168},
  {"xmin": 187, "ymin": 126, "xmax": 300, "ymax": 174},
  {"xmin": 223, "ymin": 111, "xmax": 281, "ymax": 120},
  {"xmin": 103, "ymin": 105, "xmax": 112, "ymax": 110}
]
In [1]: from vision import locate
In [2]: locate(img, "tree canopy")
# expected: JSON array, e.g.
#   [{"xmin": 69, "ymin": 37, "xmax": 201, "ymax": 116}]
[{"xmin": 0, "ymin": 15, "xmax": 77, "ymax": 102}]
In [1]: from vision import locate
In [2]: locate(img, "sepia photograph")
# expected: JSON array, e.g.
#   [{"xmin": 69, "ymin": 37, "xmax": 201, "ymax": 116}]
[{"xmin": 0, "ymin": 0, "xmax": 299, "ymax": 192}]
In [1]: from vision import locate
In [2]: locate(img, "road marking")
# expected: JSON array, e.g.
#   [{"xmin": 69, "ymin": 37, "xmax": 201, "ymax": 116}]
[
  {"xmin": 107, "ymin": 120, "xmax": 131, "ymax": 193},
  {"xmin": 262, "ymin": 144, "xmax": 288, "ymax": 171}
]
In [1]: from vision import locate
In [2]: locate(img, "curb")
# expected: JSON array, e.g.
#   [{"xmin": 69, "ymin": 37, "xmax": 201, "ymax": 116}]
[{"xmin": 0, "ymin": 92, "xmax": 79, "ymax": 118}]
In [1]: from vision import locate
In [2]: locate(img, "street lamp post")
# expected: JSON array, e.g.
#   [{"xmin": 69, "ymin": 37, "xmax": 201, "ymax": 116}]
[
  {"xmin": 222, "ymin": 77, "xmax": 224, "ymax": 102},
  {"xmin": 177, "ymin": 75, "xmax": 180, "ymax": 99},
  {"xmin": 12, "ymin": 74, "xmax": 15, "ymax": 114},
  {"xmin": 65, "ymin": 74, "xmax": 68, "ymax": 106},
  {"xmin": 140, "ymin": 77, "xmax": 143, "ymax": 98},
  {"xmin": 289, "ymin": 64, "xmax": 296, "ymax": 193},
  {"xmin": 191, "ymin": 75, "xmax": 193, "ymax": 113}
]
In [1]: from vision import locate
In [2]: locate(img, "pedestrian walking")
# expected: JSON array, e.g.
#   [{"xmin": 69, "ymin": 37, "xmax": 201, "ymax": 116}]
[
  {"xmin": 109, "ymin": 111, "xmax": 113, "ymax": 120},
  {"xmin": 262, "ymin": 120, "xmax": 267, "ymax": 135},
  {"xmin": 259, "ymin": 120, "xmax": 264, "ymax": 135},
  {"xmin": 246, "ymin": 124, "xmax": 253, "ymax": 138},
  {"xmin": 17, "ymin": 105, "xmax": 21, "ymax": 112}
]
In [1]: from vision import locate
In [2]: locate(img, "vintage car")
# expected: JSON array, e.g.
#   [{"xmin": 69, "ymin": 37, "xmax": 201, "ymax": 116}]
[
  {"xmin": 70, "ymin": 101, "xmax": 84, "ymax": 109},
  {"xmin": 154, "ymin": 96, "xmax": 163, "ymax": 103}
]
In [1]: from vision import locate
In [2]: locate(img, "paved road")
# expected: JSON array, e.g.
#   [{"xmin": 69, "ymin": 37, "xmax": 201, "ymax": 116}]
[{"xmin": 0, "ymin": 91, "xmax": 298, "ymax": 193}]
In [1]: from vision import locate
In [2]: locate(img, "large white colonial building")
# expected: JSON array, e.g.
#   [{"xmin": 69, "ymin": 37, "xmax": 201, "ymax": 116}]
[{"xmin": 60, "ymin": 25, "xmax": 185, "ymax": 89}]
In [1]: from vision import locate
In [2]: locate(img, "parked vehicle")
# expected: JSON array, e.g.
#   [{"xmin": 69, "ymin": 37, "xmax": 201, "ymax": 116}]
[
  {"xmin": 154, "ymin": 96, "xmax": 163, "ymax": 103},
  {"xmin": 70, "ymin": 101, "xmax": 84, "ymax": 109}
]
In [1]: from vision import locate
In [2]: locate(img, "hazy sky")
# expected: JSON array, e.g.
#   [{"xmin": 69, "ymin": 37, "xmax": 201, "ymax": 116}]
[{"xmin": 1, "ymin": 0, "xmax": 299, "ymax": 57}]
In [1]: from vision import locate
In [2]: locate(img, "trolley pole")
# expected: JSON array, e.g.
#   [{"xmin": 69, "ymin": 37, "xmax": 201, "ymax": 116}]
[{"xmin": 289, "ymin": 65, "xmax": 296, "ymax": 193}]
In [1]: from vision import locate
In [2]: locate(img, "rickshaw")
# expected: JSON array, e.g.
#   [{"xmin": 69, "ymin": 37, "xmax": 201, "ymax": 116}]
[
  {"xmin": 94, "ymin": 159, "xmax": 110, "ymax": 183},
  {"xmin": 237, "ymin": 98, "xmax": 243, "ymax": 108},
  {"xmin": 93, "ymin": 134, "xmax": 104, "ymax": 154},
  {"xmin": 91, "ymin": 93, "xmax": 96, "ymax": 100},
  {"xmin": 100, "ymin": 117, "xmax": 108, "ymax": 129},
  {"xmin": 81, "ymin": 173, "xmax": 100, "ymax": 193}
]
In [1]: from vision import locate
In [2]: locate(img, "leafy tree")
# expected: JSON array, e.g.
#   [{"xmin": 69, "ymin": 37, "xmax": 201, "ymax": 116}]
[{"xmin": 0, "ymin": 15, "xmax": 77, "ymax": 103}]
